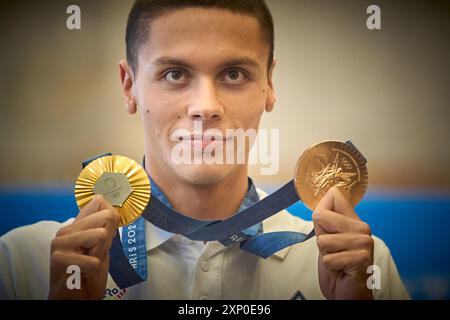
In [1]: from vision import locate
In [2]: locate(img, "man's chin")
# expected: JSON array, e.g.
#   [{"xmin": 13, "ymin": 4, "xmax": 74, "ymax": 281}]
[{"xmin": 172, "ymin": 163, "xmax": 237, "ymax": 186}]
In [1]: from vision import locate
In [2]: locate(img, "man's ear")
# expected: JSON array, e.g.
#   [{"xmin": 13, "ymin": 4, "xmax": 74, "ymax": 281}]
[
  {"xmin": 119, "ymin": 60, "xmax": 138, "ymax": 114},
  {"xmin": 265, "ymin": 58, "xmax": 277, "ymax": 113}
]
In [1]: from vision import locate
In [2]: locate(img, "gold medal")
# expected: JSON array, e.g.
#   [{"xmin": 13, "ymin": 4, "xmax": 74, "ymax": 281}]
[
  {"xmin": 74, "ymin": 155, "xmax": 151, "ymax": 226},
  {"xmin": 294, "ymin": 141, "xmax": 368, "ymax": 211}
]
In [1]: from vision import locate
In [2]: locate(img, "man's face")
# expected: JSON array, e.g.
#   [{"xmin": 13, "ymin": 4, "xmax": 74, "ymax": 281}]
[{"xmin": 123, "ymin": 7, "xmax": 275, "ymax": 186}]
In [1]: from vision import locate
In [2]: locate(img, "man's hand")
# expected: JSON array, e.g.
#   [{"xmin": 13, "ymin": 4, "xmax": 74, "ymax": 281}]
[
  {"xmin": 313, "ymin": 187, "xmax": 374, "ymax": 300},
  {"xmin": 48, "ymin": 195, "xmax": 120, "ymax": 300}
]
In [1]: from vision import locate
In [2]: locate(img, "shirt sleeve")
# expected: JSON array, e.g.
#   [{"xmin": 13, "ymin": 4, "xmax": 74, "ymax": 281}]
[
  {"xmin": 372, "ymin": 236, "xmax": 411, "ymax": 300},
  {"xmin": 0, "ymin": 235, "xmax": 22, "ymax": 299},
  {"xmin": 0, "ymin": 220, "xmax": 72, "ymax": 300}
]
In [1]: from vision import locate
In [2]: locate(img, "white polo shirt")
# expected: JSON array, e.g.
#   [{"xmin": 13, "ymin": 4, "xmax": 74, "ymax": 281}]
[{"xmin": 0, "ymin": 189, "xmax": 410, "ymax": 300}]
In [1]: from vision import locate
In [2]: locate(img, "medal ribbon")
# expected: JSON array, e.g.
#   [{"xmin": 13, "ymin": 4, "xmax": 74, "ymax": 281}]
[{"xmin": 81, "ymin": 154, "xmax": 315, "ymax": 289}]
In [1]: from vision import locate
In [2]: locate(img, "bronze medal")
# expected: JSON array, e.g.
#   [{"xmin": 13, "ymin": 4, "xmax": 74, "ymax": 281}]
[{"xmin": 294, "ymin": 141, "xmax": 368, "ymax": 211}]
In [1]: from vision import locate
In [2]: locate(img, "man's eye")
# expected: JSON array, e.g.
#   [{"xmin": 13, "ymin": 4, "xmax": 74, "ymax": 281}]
[
  {"xmin": 223, "ymin": 69, "xmax": 246, "ymax": 82},
  {"xmin": 164, "ymin": 70, "xmax": 187, "ymax": 83}
]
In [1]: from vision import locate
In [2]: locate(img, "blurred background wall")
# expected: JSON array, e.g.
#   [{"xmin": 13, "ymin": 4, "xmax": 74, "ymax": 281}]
[
  {"xmin": 0, "ymin": 0, "xmax": 449, "ymax": 187},
  {"xmin": 0, "ymin": 0, "xmax": 449, "ymax": 299}
]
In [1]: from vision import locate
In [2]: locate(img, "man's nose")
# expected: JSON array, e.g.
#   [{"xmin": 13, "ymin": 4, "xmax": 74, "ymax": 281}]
[{"xmin": 187, "ymin": 78, "xmax": 224, "ymax": 121}]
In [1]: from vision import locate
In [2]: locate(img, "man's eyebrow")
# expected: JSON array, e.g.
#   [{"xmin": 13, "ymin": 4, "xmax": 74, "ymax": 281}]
[
  {"xmin": 151, "ymin": 57, "xmax": 261, "ymax": 69},
  {"xmin": 152, "ymin": 57, "xmax": 192, "ymax": 68},
  {"xmin": 219, "ymin": 57, "xmax": 260, "ymax": 68}
]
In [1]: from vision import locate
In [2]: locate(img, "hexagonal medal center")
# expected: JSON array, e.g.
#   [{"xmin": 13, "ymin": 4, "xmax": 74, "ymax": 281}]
[{"xmin": 93, "ymin": 172, "xmax": 132, "ymax": 207}]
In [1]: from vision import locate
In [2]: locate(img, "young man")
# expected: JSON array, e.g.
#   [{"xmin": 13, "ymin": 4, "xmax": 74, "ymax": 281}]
[{"xmin": 0, "ymin": 0, "xmax": 410, "ymax": 300}]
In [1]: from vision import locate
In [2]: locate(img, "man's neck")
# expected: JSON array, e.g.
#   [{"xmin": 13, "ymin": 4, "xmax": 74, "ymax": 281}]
[{"xmin": 145, "ymin": 156, "xmax": 249, "ymax": 221}]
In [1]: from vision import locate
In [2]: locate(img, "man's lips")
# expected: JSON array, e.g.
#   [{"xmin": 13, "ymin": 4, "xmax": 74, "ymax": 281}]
[{"xmin": 174, "ymin": 135, "xmax": 233, "ymax": 150}]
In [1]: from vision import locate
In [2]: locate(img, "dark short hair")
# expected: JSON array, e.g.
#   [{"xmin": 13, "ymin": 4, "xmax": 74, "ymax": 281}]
[{"xmin": 126, "ymin": 0, "xmax": 274, "ymax": 74}]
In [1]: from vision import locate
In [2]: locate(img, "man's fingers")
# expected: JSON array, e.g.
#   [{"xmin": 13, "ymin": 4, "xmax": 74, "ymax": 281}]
[
  {"xmin": 321, "ymin": 249, "xmax": 373, "ymax": 273},
  {"xmin": 315, "ymin": 187, "xmax": 359, "ymax": 220},
  {"xmin": 330, "ymin": 187, "xmax": 358, "ymax": 219},
  {"xmin": 312, "ymin": 208, "xmax": 371, "ymax": 235},
  {"xmin": 51, "ymin": 228, "xmax": 114, "ymax": 259},
  {"xmin": 50, "ymin": 251, "xmax": 102, "ymax": 278},
  {"xmin": 57, "ymin": 209, "xmax": 119, "ymax": 237},
  {"xmin": 316, "ymin": 233, "xmax": 374, "ymax": 256},
  {"xmin": 315, "ymin": 187, "xmax": 334, "ymax": 212},
  {"xmin": 75, "ymin": 195, "xmax": 118, "ymax": 221}
]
